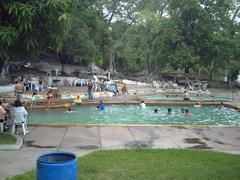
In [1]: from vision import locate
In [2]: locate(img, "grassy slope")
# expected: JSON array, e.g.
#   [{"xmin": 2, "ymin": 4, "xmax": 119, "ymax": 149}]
[
  {"xmin": 0, "ymin": 133, "xmax": 16, "ymax": 144},
  {"xmin": 6, "ymin": 149, "xmax": 240, "ymax": 180}
]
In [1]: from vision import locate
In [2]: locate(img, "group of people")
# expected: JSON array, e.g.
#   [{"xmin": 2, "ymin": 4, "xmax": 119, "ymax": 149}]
[
  {"xmin": 86, "ymin": 79, "xmax": 129, "ymax": 101},
  {"xmin": 14, "ymin": 75, "xmax": 45, "ymax": 109},
  {"xmin": 0, "ymin": 99, "xmax": 28, "ymax": 134},
  {"xmin": 139, "ymin": 99, "xmax": 193, "ymax": 117},
  {"xmin": 15, "ymin": 75, "xmax": 44, "ymax": 93},
  {"xmin": 66, "ymin": 100, "xmax": 106, "ymax": 113},
  {"xmin": 154, "ymin": 107, "xmax": 191, "ymax": 117},
  {"xmin": 165, "ymin": 90, "xmax": 191, "ymax": 100}
]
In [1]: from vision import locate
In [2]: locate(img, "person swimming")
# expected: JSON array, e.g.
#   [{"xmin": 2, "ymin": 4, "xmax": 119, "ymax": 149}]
[
  {"xmin": 154, "ymin": 109, "xmax": 159, "ymax": 113},
  {"xmin": 217, "ymin": 102, "xmax": 224, "ymax": 110},
  {"xmin": 166, "ymin": 108, "xmax": 172, "ymax": 115},
  {"xmin": 97, "ymin": 101, "xmax": 105, "ymax": 111},
  {"xmin": 66, "ymin": 107, "xmax": 75, "ymax": 113},
  {"xmin": 184, "ymin": 109, "xmax": 191, "ymax": 116},
  {"xmin": 181, "ymin": 108, "xmax": 185, "ymax": 114}
]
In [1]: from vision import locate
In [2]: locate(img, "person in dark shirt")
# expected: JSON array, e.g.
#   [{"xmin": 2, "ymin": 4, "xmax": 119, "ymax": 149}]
[{"xmin": 87, "ymin": 80, "xmax": 94, "ymax": 101}]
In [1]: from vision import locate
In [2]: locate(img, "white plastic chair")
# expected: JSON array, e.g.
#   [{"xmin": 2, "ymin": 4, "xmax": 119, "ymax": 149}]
[
  {"xmin": 12, "ymin": 122, "xmax": 28, "ymax": 135},
  {"xmin": 188, "ymin": 84, "xmax": 194, "ymax": 91},
  {"xmin": 202, "ymin": 83, "xmax": 208, "ymax": 91},
  {"xmin": 11, "ymin": 112, "xmax": 29, "ymax": 135},
  {"xmin": 0, "ymin": 121, "xmax": 4, "ymax": 132}
]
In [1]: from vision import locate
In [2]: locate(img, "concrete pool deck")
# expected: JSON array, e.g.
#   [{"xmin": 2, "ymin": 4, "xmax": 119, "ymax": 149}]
[{"xmin": 0, "ymin": 125, "xmax": 240, "ymax": 179}]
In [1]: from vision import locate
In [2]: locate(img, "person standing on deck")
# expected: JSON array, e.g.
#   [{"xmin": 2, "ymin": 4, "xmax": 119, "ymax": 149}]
[
  {"xmin": 38, "ymin": 76, "xmax": 44, "ymax": 92},
  {"xmin": 87, "ymin": 80, "xmax": 94, "ymax": 101},
  {"xmin": 15, "ymin": 81, "xmax": 24, "ymax": 101},
  {"xmin": 0, "ymin": 101, "xmax": 7, "ymax": 132}
]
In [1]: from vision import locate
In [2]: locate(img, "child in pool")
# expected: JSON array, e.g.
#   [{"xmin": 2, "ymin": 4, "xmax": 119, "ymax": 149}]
[
  {"xmin": 184, "ymin": 109, "xmax": 191, "ymax": 116},
  {"xmin": 97, "ymin": 101, "xmax": 105, "ymax": 111},
  {"xmin": 217, "ymin": 102, "xmax": 225, "ymax": 110},
  {"xmin": 66, "ymin": 107, "xmax": 76, "ymax": 113},
  {"xmin": 181, "ymin": 108, "xmax": 185, "ymax": 115},
  {"xmin": 166, "ymin": 108, "xmax": 172, "ymax": 115},
  {"xmin": 139, "ymin": 100, "xmax": 146, "ymax": 108}
]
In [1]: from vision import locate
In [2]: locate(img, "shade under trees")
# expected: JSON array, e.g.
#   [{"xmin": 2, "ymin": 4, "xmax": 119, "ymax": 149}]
[{"xmin": 0, "ymin": 0, "xmax": 239, "ymax": 83}]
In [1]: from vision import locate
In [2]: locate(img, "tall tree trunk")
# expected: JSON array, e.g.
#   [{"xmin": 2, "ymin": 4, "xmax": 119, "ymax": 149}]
[
  {"xmin": 0, "ymin": 59, "xmax": 8, "ymax": 79},
  {"xmin": 58, "ymin": 52, "xmax": 66, "ymax": 75},
  {"xmin": 112, "ymin": 53, "xmax": 115, "ymax": 73}
]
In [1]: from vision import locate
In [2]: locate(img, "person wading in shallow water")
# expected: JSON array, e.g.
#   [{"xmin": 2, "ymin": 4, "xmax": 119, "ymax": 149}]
[{"xmin": 87, "ymin": 80, "xmax": 94, "ymax": 101}]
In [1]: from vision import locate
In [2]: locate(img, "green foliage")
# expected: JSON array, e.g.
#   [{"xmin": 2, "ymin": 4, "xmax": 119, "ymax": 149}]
[
  {"xmin": 0, "ymin": 0, "xmax": 72, "ymax": 60},
  {"xmin": 168, "ymin": 43, "xmax": 200, "ymax": 70},
  {"xmin": 0, "ymin": 0, "xmax": 239, "ymax": 78},
  {"xmin": 62, "ymin": 0, "xmax": 109, "ymax": 67},
  {"xmin": 161, "ymin": 0, "xmax": 240, "ymax": 79}
]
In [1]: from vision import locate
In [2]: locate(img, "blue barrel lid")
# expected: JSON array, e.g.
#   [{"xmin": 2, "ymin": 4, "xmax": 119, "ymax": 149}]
[{"xmin": 37, "ymin": 151, "xmax": 76, "ymax": 164}]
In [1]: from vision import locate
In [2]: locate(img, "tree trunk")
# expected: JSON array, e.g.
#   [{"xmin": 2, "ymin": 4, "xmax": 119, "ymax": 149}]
[
  {"xmin": 0, "ymin": 59, "xmax": 8, "ymax": 79},
  {"xmin": 112, "ymin": 53, "xmax": 115, "ymax": 73},
  {"xmin": 58, "ymin": 52, "xmax": 67, "ymax": 75},
  {"xmin": 208, "ymin": 70, "xmax": 213, "ymax": 82}
]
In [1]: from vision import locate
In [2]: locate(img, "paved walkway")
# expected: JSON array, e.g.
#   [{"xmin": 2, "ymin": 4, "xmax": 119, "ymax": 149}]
[{"xmin": 0, "ymin": 125, "xmax": 240, "ymax": 179}]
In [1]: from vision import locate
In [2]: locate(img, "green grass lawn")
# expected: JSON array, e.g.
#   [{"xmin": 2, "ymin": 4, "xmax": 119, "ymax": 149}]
[
  {"xmin": 6, "ymin": 149, "xmax": 240, "ymax": 180},
  {"xmin": 0, "ymin": 133, "xmax": 16, "ymax": 144}
]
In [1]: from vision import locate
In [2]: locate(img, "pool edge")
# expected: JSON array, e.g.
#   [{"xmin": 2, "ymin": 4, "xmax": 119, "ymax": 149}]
[{"xmin": 28, "ymin": 124, "xmax": 236, "ymax": 128}]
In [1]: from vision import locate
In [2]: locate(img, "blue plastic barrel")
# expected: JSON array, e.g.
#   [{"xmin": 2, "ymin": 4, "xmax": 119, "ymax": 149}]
[{"xmin": 37, "ymin": 151, "xmax": 77, "ymax": 180}]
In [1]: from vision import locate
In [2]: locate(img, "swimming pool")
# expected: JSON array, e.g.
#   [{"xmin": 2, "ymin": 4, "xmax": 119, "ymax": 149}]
[
  {"xmin": 28, "ymin": 105, "xmax": 240, "ymax": 126},
  {"xmin": 143, "ymin": 94, "xmax": 234, "ymax": 101}
]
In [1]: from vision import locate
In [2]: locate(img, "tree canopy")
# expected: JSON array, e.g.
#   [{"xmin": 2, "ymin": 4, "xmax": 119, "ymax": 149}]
[{"xmin": 0, "ymin": 0, "xmax": 239, "ymax": 82}]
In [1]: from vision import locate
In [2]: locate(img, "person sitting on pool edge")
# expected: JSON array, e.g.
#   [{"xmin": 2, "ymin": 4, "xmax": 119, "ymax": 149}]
[
  {"xmin": 97, "ymin": 101, "xmax": 105, "ymax": 111},
  {"xmin": 194, "ymin": 101, "xmax": 201, "ymax": 107},
  {"xmin": 183, "ymin": 90, "xmax": 190, "ymax": 100}
]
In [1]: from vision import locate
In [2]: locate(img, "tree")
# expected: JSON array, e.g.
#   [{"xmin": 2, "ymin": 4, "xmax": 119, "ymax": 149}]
[
  {"xmin": 59, "ymin": 0, "xmax": 110, "ymax": 72},
  {"xmin": 0, "ymin": 0, "xmax": 72, "ymax": 78},
  {"xmin": 164, "ymin": 0, "xmax": 239, "ymax": 82}
]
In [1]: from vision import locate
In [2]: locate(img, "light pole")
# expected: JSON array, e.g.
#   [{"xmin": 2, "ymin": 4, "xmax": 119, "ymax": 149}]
[{"xmin": 108, "ymin": 27, "xmax": 112, "ymax": 75}]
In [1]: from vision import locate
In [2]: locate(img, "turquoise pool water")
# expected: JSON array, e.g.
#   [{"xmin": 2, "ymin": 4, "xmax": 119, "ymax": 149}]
[
  {"xmin": 28, "ymin": 105, "xmax": 240, "ymax": 126},
  {"xmin": 143, "ymin": 94, "xmax": 233, "ymax": 101}
]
